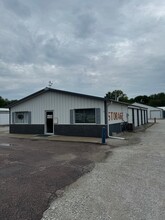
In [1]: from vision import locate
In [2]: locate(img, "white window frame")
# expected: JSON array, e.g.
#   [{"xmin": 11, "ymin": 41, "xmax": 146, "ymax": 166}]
[
  {"xmin": 74, "ymin": 108, "xmax": 96, "ymax": 124},
  {"xmin": 13, "ymin": 111, "xmax": 31, "ymax": 124}
]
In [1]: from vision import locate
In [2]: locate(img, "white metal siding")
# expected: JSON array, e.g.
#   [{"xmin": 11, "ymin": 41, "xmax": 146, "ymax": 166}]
[
  {"xmin": 142, "ymin": 110, "xmax": 144, "ymax": 124},
  {"xmin": 143, "ymin": 110, "xmax": 148, "ymax": 124},
  {"xmin": 108, "ymin": 103, "xmax": 128, "ymax": 125},
  {"xmin": 128, "ymin": 108, "xmax": 133, "ymax": 123},
  {"xmin": 139, "ymin": 110, "xmax": 142, "ymax": 126},
  {"xmin": 134, "ymin": 109, "xmax": 138, "ymax": 127},
  {"xmin": 11, "ymin": 91, "xmax": 105, "ymax": 124}
]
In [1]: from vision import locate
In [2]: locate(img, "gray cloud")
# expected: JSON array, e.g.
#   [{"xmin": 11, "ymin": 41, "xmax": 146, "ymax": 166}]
[
  {"xmin": 0, "ymin": 0, "xmax": 165, "ymax": 100},
  {"xmin": 1, "ymin": 0, "xmax": 31, "ymax": 18}
]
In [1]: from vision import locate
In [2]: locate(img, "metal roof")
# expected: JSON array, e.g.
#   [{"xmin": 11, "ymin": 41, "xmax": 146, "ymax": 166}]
[
  {"xmin": 106, "ymin": 99, "xmax": 130, "ymax": 106},
  {"xmin": 128, "ymin": 104, "xmax": 148, "ymax": 110},
  {"xmin": 0, "ymin": 108, "xmax": 9, "ymax": 112},
  {"xmin": 133, "ymin": 102, "xmax": 163, "ymax": 110},
  {"xmin": 158, "ymin": 107, "xmax": 165, "ymax": 110}
]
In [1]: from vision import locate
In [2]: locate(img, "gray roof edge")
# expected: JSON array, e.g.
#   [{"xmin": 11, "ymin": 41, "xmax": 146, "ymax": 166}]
[
  {"xmin": 106, "ymin": 99, "xmax": 148, "ymax": 109},
  {"xmin": 158, "ymin": 106, "xmax": 165, "ymax": 110},
  {"xmin": 133, "ymin": 102, "xmax": 163, "ymax": 110},
  {"xmin": 106, "ymin": 99, "xmax": 129, "ymax": 106},
  {"xmin": 128, "ymin": 104, "xmax": 148, "ymax": 110}
]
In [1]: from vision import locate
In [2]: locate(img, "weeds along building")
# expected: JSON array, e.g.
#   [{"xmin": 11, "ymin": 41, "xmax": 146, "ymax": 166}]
[{"xmin": 9, "ymin": 88, "xmax": 148, "ymax": 137}]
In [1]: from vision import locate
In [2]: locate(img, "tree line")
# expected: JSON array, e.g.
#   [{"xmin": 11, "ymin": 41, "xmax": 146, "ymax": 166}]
[
  {"xmin": 0, "ymin": 90, "xmax": 165, "ymax": 108},
  {"xmin": 105, "ymin": 90, "xmax": 165, "ymax": 107},
  {"xmin": 0, "ymin": 96, "xmax": 17, "ymax": 108}
]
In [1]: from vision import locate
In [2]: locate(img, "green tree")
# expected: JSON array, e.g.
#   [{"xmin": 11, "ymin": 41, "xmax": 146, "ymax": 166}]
[
  {"xmin": 0, "ymin": 96, "xmax": 17, "ymax": 107},
  {"xmin": 0, "ymin": 96, "xmax": 7, "ymax": 107},
  {"xmin": 129, "ymin": 92, "xmax": 165, "ymax": 107},
  {"xmin": 133, "ymin": 95, "xmax": 149, "ymax": 104},
  {"xmin": 149, "ymin": 93, "xmax": 165, "ymax": 107},
  {"xmin": 105, "ymin": 90, "xmax": 128, "ymax": 102}
]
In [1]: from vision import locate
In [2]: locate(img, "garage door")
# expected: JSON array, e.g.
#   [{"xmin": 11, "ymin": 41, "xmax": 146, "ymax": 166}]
[{"xmin": 150, "ymin": 110, "xmax": 161, "ymax": 119}]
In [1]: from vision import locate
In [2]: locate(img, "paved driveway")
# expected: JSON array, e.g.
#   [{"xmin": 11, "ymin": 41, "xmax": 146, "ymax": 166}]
[
  {"xmin": 42, "ymin": 120, "xmax": 165, "ymax": 220},
  {"xmin": 0, "ymin": 134, "xmax": 109, "ymax": 220}
]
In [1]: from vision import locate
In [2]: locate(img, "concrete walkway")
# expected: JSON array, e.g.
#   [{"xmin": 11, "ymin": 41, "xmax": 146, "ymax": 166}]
[
  {"xmin": 5, "ymin": 133, "xmax": 102, "ymax": 144},
  {"xmin": 0, "ymin": 126, "xmax": 102, "ymax": 144},
  {"xmin": 42, "ymin": 120, "xmax": 165, "ymax": 220}
]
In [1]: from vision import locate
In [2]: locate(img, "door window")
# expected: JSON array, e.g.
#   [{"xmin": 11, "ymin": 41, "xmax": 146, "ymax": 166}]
[{"xmin": 46, "ymin": 111, "xmax": 53, "ymax": 134}]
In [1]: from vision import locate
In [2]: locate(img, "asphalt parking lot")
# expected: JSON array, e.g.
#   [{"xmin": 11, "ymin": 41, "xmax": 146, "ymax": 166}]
[{"xmin": 0, "ymin": 132, "xmax": 110, "ymax": 220}]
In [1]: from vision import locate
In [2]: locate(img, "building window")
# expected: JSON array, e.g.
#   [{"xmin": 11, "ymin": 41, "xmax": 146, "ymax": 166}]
[
  {"xmin": 13, "ymin": 112, "xmax": 31, "ymax": 124},
  {"xmin": 75, "ymin": 108, "xmax": 96, "ymax": 123}
]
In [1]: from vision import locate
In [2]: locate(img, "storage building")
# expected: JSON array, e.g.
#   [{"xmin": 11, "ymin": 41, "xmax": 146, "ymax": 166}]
[
  {"xmin": 158, "ymin": 107, "xmax": 165, "ymax": 118},
  {"xmin": 10, "ymin": 88, "xmax": 105, "ymax": 137},
  {"xmin": 9, "ymin": 88, "xmax": 149, "ymax": 137},
  {"xmin": 128, "ymin": 105, "xmax": 148, "ymax": 129},
  {"xmin": 106, "ymin": 101, "xmax": 148, "ymax": 135},
  {"xmin": 133, "ymin": 102, "xmax": 163, "ymax": 119},
  {"xmin": 106, "ymin": 100, "xmax": 128, "ymax": 135}
]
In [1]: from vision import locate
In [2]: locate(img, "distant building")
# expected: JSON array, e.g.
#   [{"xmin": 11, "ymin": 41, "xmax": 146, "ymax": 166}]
[
  {"xmin": 0, "ymin": 108, "xmax": 9, "ymax": 125},
  {"xmin": 158, "ymin": 107, "xmax": 165, "ymax": 118},
  {"xmin": 9, "ymin": 88, "xmax": 148, "ymax": 137}
]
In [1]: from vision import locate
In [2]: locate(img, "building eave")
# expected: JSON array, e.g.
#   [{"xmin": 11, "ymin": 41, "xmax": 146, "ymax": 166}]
[{"xmin": 106, "ymin": 99, "xmax": 129, "ymax": 106}]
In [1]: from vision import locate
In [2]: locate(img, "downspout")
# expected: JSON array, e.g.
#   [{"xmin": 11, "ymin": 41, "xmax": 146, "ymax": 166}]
[{"xmin": 106, "ymin": 100, "xmax": 125, "ymax": 140}]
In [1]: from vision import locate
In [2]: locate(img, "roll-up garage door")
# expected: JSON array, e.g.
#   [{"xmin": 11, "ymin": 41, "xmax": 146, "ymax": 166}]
[{"xmin": 150, "ymin": 110, "xmax": 161, "ymax": 119}]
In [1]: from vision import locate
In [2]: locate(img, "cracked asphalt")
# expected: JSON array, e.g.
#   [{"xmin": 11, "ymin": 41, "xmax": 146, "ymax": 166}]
[{"xmin": 42, "ymin": 120, "xmax": 165, "ymax": 220}]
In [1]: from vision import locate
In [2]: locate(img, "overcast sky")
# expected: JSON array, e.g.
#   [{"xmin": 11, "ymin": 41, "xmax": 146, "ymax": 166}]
[{"xmin": 0, "ymin": 0, "xmax": 165, "ymax": 100}]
